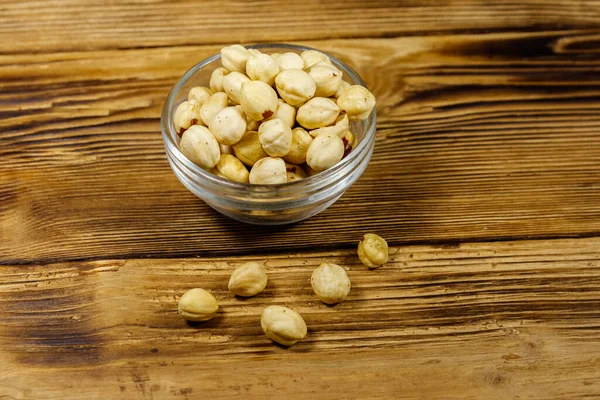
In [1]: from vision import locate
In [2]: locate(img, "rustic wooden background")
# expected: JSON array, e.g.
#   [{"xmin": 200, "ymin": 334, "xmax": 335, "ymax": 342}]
[{"xmin": 1, "ymin": 1, "xmax": 600, "ymax": 399}]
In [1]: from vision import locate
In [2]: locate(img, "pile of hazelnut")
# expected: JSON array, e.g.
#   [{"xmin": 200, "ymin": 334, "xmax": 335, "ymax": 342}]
[
  {"xmin": 177, "ymin": 233, "xmax": 389, "ymax": 347},
  {"xmin": 174, "ymin": 45, "xmax": 376, "ymax": 184}
]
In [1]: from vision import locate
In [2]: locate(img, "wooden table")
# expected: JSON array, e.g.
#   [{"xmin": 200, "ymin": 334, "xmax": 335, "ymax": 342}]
[{"xmin": 2, "ymin": 1, "xmax": 600, "ymax": 398}]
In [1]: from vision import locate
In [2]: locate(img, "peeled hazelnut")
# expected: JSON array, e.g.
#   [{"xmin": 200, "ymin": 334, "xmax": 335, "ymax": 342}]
[
  {"xmin": 179, "ymin": 125, "xmax": 221, "ymax": 170},
  {"xmin": 337, "ymin": 85, "xmax": 376, "ymax": 120},
  {"xmin": 275, "ymin": 69, "xmax": 316, "ymax": 106},
  {"xmin": 274, "ymin": 52, "xmax": 305, "ymax": 71},
  {"xmin": 200, "ymin": 92, "xmax": 229, "ymax": 126},
  {"xmin": 188, "ymin": 86, "xmax": 213, "ymax": 105},
  {"xmin": 220, "ymin": 144, "xmax": 233, "ymax": 154},
  {"xmin": 335, "ymin": 113, "xmax": 349, "ymax": 131},
  {"xmin": 249, "ymin": 157, "xmax": 287, "ymax": 185},
  {"xmin": 296, "ymin": 97, "xmax": 340, "ymax": 129},
  {"xmin": 246, "ymin": 49, "xmax": 280, "ymax": 86},
  {"xmin": 261, "ymin": 305, "xmax": 307, "ymax": 346},
  {"xmin": 212, "ymin": 153, "xmax": 249, "ymax": 183},
  {"xmin": 285, "ymin": 162, "xmax": 307, "ymax": 182},
  {"xmin": 267, "ymin": 99, "xmax": 296, "ymax": 128},
  {"xmin": 228, "ymin": 261, "xmax": 268, "ymax": 297},
  {"xmin": 240, "ymin": 80, "xmax": 279, "ymax": 121},
  {"xmin": 282, "ymin": 127, "xmax": 313, "ymax": 165},
  {"xmin": 334, "ymin": 80, "xmax": 351, "ymax": 99},
  {"xmin": 174, "ymin": 99, "xmax": 203, "ymax": 135},
  {"xmin": 270, "ymin": 52, "xmax": 283, "ymax": 61},
  {"xmin": 208, "ymin": 106, "xmax": 247, "ymax": 145},
  {"xmin": 309, "ymin": 113, "xmax": 349, "ymax": 138},
  {"xmin": 342, "ymin": 129, "xmax": 357, "ymax": 153},
  {"xmin": 306, "ymin": 132, "xmax": 344, "ymax": 171},
  {"xmin": 232, "ymin": 130, "xmax": 268, "ymax": 167},
  {"xmin": 178, "ymin": 288, "xmax": 219, "ymax": 322},
  {"xmin": 258, "ymin": 118, "xmax": 293, "ymax": 157},
  {"xmin": 246, "ymin": 116, "xmax": 261, "ymax": 131},
  {"xmin": 210, "ymin": 67, "xmax": 229, "ymax": 93},
  {"xmin": 300, "ymin": 49, "xmax": 332, "ymax": 69},
  {"xmin": 303, "ymin": 163, "xmax": 319, "ymax": 177},
  {"xmin": 311, "ymin": 263, "xmax": 351, "ymax": 304},
  {"xmin": 308, "ymin": 62, "xmax": 342, "ymax": 98},
  {"xmin": 223, "ymin": 71, "xmax": 251, "ymax": 104},
  {"xmin": 309, "ymin": 124, "xmax": 346, "ymax": 139},
  {"xmin": 358, "ymin": 233, "xmax": 389, "ymax": 269},
  {"xmin": 220, "ymin": 44, "xmax": 250, "ymax": 73}
]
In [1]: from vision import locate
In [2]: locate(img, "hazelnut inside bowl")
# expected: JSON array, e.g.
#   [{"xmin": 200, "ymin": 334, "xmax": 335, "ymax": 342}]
[{"xmin": 161, "ymin": 43, "xmax": 376, "ymax": 225}]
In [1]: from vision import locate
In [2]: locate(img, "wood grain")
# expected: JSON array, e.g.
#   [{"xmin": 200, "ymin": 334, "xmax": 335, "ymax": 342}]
[
  {"xmin": 2, "ymin": 31, "xmax": 600, "ymax": 263},
  {"xmin": 1, "ymin": 238, "xmax": 599, "ymax": 399},
  {"xmin": 1, "ymin": 0, "xmax": 600, "ymax": 54}
]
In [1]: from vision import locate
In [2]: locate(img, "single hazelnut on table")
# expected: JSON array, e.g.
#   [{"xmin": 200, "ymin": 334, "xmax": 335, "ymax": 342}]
[
  {"xmin": 358, "ymin": 233, "xmax": 389, "ymax": 269},
  {"xmin": 179, "ymin": 125, "xmax": 221, "ymax": 170},
  {"xmin": 296, "ymin": 97, "xmax": 340, "ymax": 129},
  {"xmin": 240, "ymin": 80, "xmax": 279, "ymax": 122},
  {"xmin": 178, "ymin": 288, "xmax": 219, "ymax": 322},
  {"xmin": 228, "ymin": 261, "xmax": 268, "ymax": 297},
  {"xmin": 232, "ymin": 130, "xmax": 268, "ymax": 167},
  {"xmin": 208, "ymin": 106, "xmax": 247, "ymax": 145},
  {"xmin": 275, "ymin": 69, "xmax": 316, "ymax": 106},
  {"xmin": 220, "ymin": 44, "xmax": 250, "ymax": 73},
  {"xmin": 306, "ymin": 132, "xmax": 344, "ymax": 172},
  {"xmin": 311, "ymin": 263, "xmax": 351, "ymax": 305},
  {"xmin": 249, "ymin": 157, "xmax": 287, "ymax": 185},
  {"xmin": 258, "ymin": 118, "xmax": 293, "ymax": 158},
  {"xmin": 261, "ymin": 305, "xmax": 307, "ymax": 347}
]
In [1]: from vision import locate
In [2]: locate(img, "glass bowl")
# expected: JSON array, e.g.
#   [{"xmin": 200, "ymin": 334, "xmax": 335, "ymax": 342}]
[{"xmin": 161, "ymin": 43, "xmax": 376, "ymax": 225}]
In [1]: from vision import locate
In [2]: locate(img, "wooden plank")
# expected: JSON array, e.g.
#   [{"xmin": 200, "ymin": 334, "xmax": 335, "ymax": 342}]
[
  {"xmin": 2, "ymin": 32, "xmax": 600, "ymax": 263},
  {"xmin": 1, "ymin": 1, "xmax": 599, "ymax": 54},
  {"xmin": 1, "ymin": 238, "xmax": 599, "ymax": 399}
]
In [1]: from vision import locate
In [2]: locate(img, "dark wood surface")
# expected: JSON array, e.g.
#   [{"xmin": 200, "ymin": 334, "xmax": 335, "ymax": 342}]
[{"xmin": 1, "ymin": 1, "xmax": 600, "ymax": 398}]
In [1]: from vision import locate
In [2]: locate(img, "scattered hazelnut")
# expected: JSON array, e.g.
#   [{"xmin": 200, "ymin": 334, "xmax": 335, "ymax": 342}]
[
  {"xmin": 228, "ymin": 261, "xmax": 268, "ymax": 297},
  {"xmin": 311, "ymin": 263, "xmax": 351, "ymax": 304},
  {"xmin": 178, "ymin": 288, "xmax": 219, "ymax": 322},
  {"xmin": 261, "ymin": 305, "xmax": 307, "ymax": 346},
  {"xmin": 357, "ymin": 233, "xmax": 389, "ymax": 269}
]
